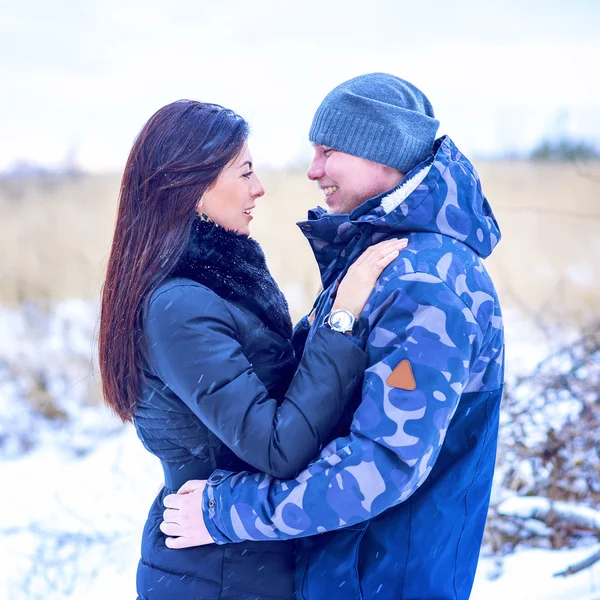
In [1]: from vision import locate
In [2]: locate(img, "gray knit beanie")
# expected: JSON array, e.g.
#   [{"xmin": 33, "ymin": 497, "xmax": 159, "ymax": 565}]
[{"xmin": 309, "ymin": 73, "xmax": 439, "ymax": 173}]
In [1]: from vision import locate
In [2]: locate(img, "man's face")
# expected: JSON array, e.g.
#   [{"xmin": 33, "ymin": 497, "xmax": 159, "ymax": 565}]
[{"xmin": 307, "ymin": 145, "xmax": 404, "ymax": 214}]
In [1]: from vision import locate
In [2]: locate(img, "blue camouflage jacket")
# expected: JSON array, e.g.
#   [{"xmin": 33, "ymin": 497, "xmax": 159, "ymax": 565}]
[{"xmin": 201, "ymin": 136, "xmax": 505, "ymax": 600}]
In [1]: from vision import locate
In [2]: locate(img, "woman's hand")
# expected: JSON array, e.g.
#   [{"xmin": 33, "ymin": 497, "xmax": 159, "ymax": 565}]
[
  {"xmin": 160, "ymin": 479, "xmax": 214, "ymax": 548},
  {"xmin": 333, "ymin": 238, "xmax": 408, "ymax": 317}
]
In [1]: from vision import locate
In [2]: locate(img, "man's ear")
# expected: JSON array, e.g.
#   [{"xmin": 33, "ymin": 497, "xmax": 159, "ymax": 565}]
[{"xmin": 383, "ymin": 165, "xmax": 405, "ymax": 181}]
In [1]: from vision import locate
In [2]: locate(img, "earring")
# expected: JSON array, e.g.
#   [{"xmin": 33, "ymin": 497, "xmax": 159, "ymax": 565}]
[{"xmin": 196, "ymin": 198, "xmax": 213, "ymax": 222}]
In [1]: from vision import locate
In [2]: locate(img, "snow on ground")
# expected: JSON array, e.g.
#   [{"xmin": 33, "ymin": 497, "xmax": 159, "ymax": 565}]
[
  {"xmin": 473, "ymin": 547, "xmax": 600, "ymax": 600},
  {"xmin": 1, "ymin": 423, "xmax": 599, "ymax": 599},
  {"xmin": 1, "ymin": 300, "xmax": 599, "ymax": 598},
  {"xmin": 2, "ymin": 424, "xmax": 600, "ymax": 599},
  {"xmin": 0, "ymin": 299, "xmax": 122, "ymax": 458},
  {"xmin": 0, "ymin": 425, "xmax": 162, "ymax": 599},
  {"xmin": 498, "ymin": 496, "xmax": 600, "ymax": 531}
]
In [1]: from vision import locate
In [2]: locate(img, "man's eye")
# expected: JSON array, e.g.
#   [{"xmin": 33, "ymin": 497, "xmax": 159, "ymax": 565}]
[
  {"xmin": 323, "ymin": 149, "xmax": 333, "ymax": 157},
  {"xmin": 242, "ymin": 171, "xmax": 253, "ymax": 179}
]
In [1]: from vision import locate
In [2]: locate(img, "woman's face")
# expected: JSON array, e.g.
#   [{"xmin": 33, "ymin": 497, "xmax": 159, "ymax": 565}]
[{"xmin": 199, "ymin": 144, "xmax": 265, "ymax": 235}]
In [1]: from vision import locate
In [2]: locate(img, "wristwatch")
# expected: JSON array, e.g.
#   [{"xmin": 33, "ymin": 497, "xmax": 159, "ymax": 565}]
[{"xmin": 324, "ymin": 308, "xmax": 356, "ymax": 335}]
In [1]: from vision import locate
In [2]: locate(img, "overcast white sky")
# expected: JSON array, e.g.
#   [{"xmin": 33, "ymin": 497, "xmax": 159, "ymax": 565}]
[{"xmin": 1, "ymin": 0, "xmax": 599, "ymax": 172}]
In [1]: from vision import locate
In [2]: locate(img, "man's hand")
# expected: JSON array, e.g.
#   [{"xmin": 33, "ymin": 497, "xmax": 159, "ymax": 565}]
[{"xmin": 160, "ymin": 479, "xmax": 214, "ymax": 549}]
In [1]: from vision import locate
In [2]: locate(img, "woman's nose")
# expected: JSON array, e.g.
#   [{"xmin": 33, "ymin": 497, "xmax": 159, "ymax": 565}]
[{"xmin": 252, "ymin": 178, "xmax": 265, "ymax": 199}]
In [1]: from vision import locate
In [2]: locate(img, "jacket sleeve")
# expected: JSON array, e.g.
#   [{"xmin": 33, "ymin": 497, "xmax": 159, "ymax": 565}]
[
  {"xmin": 201, "ymin": 273, "xmax": 484, "ymax": 544},
  {"xmin": 145, "ymin": 283, "xmax": 367, "ymax": 479}
]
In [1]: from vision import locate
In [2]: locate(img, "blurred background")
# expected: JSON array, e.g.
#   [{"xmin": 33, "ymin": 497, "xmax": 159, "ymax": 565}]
[{"xmin": 1, "ymin": 1, "xmax": 599, "ymax": 598}]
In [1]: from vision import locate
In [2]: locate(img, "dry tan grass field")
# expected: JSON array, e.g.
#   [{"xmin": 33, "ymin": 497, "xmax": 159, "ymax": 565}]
[{"xmin": 1, "ymin": 162, "xmax": 599, "ymax": 329}]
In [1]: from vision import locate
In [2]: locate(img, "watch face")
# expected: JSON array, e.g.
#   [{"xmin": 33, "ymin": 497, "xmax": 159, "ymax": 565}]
[{"xmin": 331, "ymin": 310, "xmax": 353, "ymax": 331}]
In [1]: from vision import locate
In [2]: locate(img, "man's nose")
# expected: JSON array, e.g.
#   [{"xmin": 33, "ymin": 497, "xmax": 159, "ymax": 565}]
[{"xmin": 307, "ymin": 155, "xmax": 324, "ymax": 181}]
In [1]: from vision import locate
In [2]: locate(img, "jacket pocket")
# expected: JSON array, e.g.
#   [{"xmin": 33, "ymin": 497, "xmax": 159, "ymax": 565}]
[
  {"xmin": 300, "ymin": 522, "xmax": 368, "ymax": 599},
  {"xmin": 222, "ymin": 545, "xmax": 295, "ymax": 598}
]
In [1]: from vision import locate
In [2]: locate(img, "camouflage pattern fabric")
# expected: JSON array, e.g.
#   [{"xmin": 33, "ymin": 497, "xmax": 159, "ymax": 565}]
[{"xmin": 200, "ymin": 135, "xmax": 504, "ymax": 598}]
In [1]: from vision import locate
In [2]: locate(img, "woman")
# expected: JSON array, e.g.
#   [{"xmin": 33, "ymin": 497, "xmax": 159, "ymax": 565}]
[{"xmin": 99, "ymin": 100, "xmax": 406, "ymax": 600}]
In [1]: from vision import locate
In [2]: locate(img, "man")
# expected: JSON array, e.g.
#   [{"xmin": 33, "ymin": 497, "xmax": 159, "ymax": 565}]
[{"xmin": 162, "ymin": 73, "xmax": 505, "ymax": 599}]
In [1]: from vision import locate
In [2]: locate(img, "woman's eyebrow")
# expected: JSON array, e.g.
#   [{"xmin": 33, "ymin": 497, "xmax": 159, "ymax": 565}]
[{"xmin": 238, "ymin": 160, "xmax": 253, "ymax": 169}]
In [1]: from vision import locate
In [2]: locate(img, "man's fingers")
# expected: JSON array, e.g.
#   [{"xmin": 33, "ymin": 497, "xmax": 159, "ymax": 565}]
[
  {"xmin": 160, "ymin": 521, "xmax": 187, "ymax": 537},
  {"xmin": 177, "ymin": 479, "xmax": 206, "ymax": 495},
  {"xmin": 163, "ymin": 493, "xmax": 183, "ymax": 509},
  {"xmin": 165, "ymin": 536, "xmax": 194, "ymax": 550},
  {"xmin": 163, "ymin": 508, "xmax": 180, "ymax": 523}
]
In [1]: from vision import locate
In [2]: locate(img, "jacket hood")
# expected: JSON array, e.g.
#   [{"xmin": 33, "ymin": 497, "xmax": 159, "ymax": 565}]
[{"xmin": 298, "ymin": 136, "xmax": 501, "ymax": 288}]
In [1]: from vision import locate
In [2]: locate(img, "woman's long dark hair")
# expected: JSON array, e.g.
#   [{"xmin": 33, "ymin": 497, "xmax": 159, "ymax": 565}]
[{"xmin": 99, "ymin": 100, "xmax": 249, "ymax": 422}]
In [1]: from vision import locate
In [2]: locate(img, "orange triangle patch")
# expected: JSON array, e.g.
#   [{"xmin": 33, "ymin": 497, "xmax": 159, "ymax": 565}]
[{"xmin": 387, "ymin": 360, "xmax": 417, "ymax": 391}]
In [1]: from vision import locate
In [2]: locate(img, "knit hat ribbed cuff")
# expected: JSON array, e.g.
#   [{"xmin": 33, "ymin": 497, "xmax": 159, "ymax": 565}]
[{"xmin": 310, "ymin": 106, "xmax": 435, "ymax": 174}]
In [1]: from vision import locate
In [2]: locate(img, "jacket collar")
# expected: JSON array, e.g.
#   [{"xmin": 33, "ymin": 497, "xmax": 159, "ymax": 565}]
[
  {"xmin": 298, "ymin": 136, "xmax": 501, "ymax": 288},
  {"xmin": 170, "ymin": 218, "xmax": 293, "ymax": 340}
]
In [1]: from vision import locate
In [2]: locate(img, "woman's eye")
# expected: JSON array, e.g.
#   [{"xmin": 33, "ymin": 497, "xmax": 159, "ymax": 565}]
[
  {"xmin": 242, "ymin": 171, "xmax": 253, "ymax": 179},
  {"xmin": 323, "ymin": 149, "xmax": 333, "ymax": 157}
]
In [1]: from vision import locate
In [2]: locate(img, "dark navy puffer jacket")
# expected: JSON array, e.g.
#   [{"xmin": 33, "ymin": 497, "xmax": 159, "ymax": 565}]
[{"xmin": 134, "ymin": 218, "xmax": 367, "ymax": 600}]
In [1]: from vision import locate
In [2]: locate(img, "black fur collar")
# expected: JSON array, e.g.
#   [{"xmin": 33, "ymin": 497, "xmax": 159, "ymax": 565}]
[{"xmin": 170, "ymin": 218, "xmax": 293, "ymax": 340}]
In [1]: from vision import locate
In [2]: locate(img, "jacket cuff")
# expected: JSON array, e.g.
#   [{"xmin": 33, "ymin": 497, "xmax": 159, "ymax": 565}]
[
  {"xmin": 202, "ymin": 469, "xmax": 239, "ymax": 544},
  {"xmin": 294, "ymin": 315, "xmax": 310, "ymax": 334},
  {"xmin": 291, "ymin": 315, "xmax": 311, "ymax": 358},
  {"xmin": 317, "ymin": 323, "xmax": 364, "ymax": 350}
]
